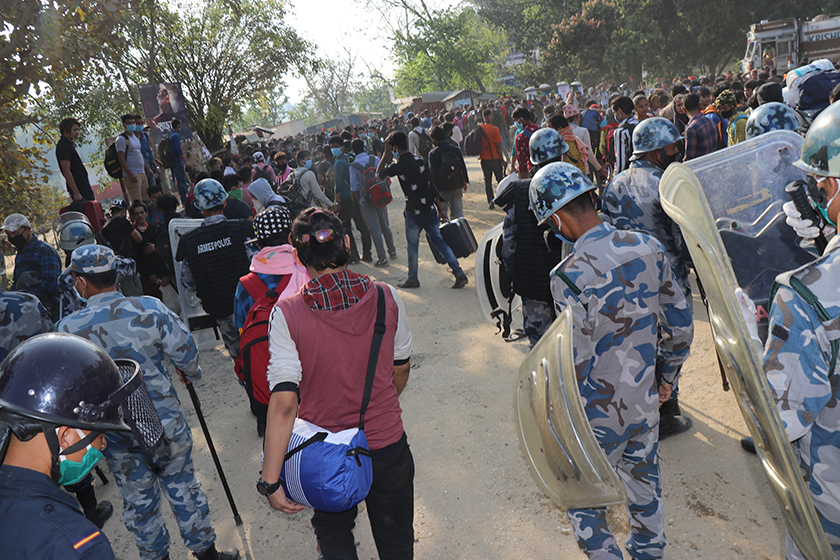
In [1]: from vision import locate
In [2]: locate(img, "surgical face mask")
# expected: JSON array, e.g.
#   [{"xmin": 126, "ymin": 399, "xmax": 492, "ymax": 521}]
[
  {"xmin": 126, "ymin": 124, "xmax": 137, "ymax": 132},
  {"xmin": 391, "ymin": 150, "xmax": 399, "ymax": 158},
  {"xmin": 720, "ymin": 109, "xmax": 734, "ymax": 119},
  {"xmin": 550, "ymin": 217, "xmax": 575, "ymax": 245},
  {"xmin": 73, "ymin": 276, "xmax": 88, "ymax": 304},
  {"xmin": 56, "ymin": 429, "xmax": 105, "ymax": 486},
  {"xmin": 8, "ymin": 231, "xmax": 27, "ymax": 250},
  {"xmin": 277, "ymin": 163, "xmax": 287, "ymax": 172},
  {"xmin": 368, "ymin": 133, "xmax": 374, "ymax": 139},
  {"xmin": 516, "ymin": 122, "xmax": 523, "ymax": 131},
  {"xmin": 815, "ymin": 176, "xmax": 839, "ymax": 227},
  {"xmin": 330, "ymin": 147, "xmax": 342, "ymax": 157},
  {"xmin": 305, "ymin": 159, "xmax": 312, "ymax": 170}
]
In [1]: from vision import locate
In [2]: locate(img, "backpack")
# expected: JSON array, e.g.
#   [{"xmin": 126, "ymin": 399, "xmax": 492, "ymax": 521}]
[
  {"xmin": 234, "ymin": 273, "xmax": 291, "ymax": 406},
  {"xmin": 794, "ymin": 70, "xmax": 840, "ymax": 117},
  {"xmin": 436, "ymin": 147, "xmax": 467, "ymax": 193},
  {"xmin": 603, "ymin": 121, "xmax": 632, "ymax": 166},
  {"xmin": 464, "ymin": 125, "xmax": 492, "ymax": 157},
  {"xmin": 581, "ymin": 109, "xmax": 601, "ymax": 132},
  {"xmin": 278, "ymin": 169, "xmax": 314, "ymax": 217},
  {"xmin": 157, "ymin": 133, "xmax": 176, "ymax": 169},
  {"xmin": 415, "ymin": 129, "xmax": 433, "ymax": 159},
  {"xmin": 104, "ymin": 133, "xmax": 129, "ymax": 178},
  {"xmin": 351, "ymin": 159, "xmax": 392, "ymax": 208}
]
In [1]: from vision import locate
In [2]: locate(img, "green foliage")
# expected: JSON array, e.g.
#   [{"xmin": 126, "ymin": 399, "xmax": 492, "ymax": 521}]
[
  {"xmin": 393, "ymin": 7, "xmax": 509, "ymax": 95},
  {"xmin": 0, "ymin": 0, "xmax": 129, "ymax": 226}
]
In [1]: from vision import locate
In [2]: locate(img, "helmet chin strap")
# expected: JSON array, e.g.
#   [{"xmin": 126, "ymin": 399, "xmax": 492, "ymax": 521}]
[{"xmin": 40, "ymin": 422, "xmax": 62, "ymax": 483}]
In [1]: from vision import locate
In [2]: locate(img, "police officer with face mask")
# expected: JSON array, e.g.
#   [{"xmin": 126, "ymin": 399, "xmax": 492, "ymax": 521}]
[
  {"xmin": 600, "ymin": 117, "xmax": 695, "ymax": 440},
  {"xmin": 3, "ymin": 213, "xmax": 63, "ymax": 321},
  {"xmin": 0, "ymin": 333, "xmax": 164, "ymax": 559}
]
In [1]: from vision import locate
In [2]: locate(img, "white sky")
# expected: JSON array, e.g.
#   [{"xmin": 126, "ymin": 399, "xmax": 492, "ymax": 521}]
[{"xmin": 284, "ymin": 0, "xmax": 460, "ymax": 104}]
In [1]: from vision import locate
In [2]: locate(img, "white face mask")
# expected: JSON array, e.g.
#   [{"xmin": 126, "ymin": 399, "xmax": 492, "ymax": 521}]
[{"xmin": 73, "ymin": 276, "xmax": 88, "ymax": 304}]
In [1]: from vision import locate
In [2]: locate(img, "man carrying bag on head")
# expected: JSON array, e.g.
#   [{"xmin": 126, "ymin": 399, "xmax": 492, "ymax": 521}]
[{"xmin": 260, "ymin": 208, "xmax": 415, "ymax": 560}]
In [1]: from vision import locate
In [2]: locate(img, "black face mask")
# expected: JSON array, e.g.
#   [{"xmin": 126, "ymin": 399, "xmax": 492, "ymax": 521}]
[
  {"xmin": 277, "ymin": 163, "xmax": 288, "ymax": 172},
  {"xmin": 720, "ymin": 109, "xmax": 734, "ymax": 119},
  {"xmin": 8, "ymin": 232, "xmax": 27, "ymax": 250}
]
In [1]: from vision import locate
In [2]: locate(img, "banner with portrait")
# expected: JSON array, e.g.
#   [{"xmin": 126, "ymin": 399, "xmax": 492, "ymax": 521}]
[{"xmin": 138, "ymin": 82, "xmax": 193, "ymax": 145}]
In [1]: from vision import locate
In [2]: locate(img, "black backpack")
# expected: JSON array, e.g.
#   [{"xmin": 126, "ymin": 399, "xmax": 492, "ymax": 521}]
[
  {"xmin": 436, "ymin": 147, "xmax": 467, "ymax": 193},
  {"xmin": 277, "ymin": 169, "xmax": 314, "ymax": 218},
  {"xmin": 415, "ymin": 130, "xmax": 433, "ymax": 159},
  {"xmin": 104, "ymin": 133, "xmax": 129, "ymax": 179},
  {"xmin": 157, "ymin": 133, "xmax": 176, "ymax": 169}
]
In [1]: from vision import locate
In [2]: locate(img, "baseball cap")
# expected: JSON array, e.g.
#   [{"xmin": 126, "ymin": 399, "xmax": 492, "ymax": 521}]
[
  {"xmin": 3, "ymin": 213, "xmax": 31, "ymax": 232},
  {"xmin": 253, "ymin": 151, "xmax": 265, "ymax": 162},
  {"xmin": 67, "ymin": 244, "xmax": 117, "ymax": 274},
  {"xmin": 110, "ymin": 198, "xmax": 127, "ymax": 210}
]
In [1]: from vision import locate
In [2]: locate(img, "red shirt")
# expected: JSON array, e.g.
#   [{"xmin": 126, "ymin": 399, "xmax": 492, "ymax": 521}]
[{"xmin": 516, "ymin": 122, "xmax": 541, "ymax": 175}]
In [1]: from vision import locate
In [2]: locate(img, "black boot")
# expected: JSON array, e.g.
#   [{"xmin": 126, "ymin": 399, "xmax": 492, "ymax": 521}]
[
  {"xmin": 659, "ymin": 399, "xmax": 692, "ymax": 440},
  {"xmin": 76, "ymin": 482, "xmax": 113, "ymax": 529},
  {"xmin": 194, "ymin": 544, "xmax": 240, "ymax": 560},
  {"xmin": 740, "ymin": 437, "xmax": 757, "ymax": 454}
]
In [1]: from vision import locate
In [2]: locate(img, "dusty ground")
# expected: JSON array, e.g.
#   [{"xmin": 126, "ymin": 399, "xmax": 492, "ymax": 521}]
[{"xmin": 93, "ymin": 159, "xmax": 785, "ymax": 560}]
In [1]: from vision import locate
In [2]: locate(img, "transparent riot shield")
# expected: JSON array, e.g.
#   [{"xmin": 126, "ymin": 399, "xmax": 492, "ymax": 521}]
[
  {"xmin": 168, "ymin": 219, "xmax": 223, "ymax": 350},
  {"xmin": 475, "ymin": 223, "xmax": 521, "ymax": 327},
  {"xmin": 660, "ymin": 163, "xmax": 832, "ymax": 560},
  {"xmin": 515, "ymin": 306, "xmax": 626, "ymax": 509},
  {"xmin": 684, "ymin": 130, "xmax": 815, "ymax": 340}
]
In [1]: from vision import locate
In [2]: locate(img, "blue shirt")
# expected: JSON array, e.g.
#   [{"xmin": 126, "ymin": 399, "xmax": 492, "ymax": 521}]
[
  {"xmin": 139, "ymin": 131, "xmax": 155, "ymax": 167},
  {"xmin": 170, "ymin": 132, "xmax": 184, "ymax": 169}
]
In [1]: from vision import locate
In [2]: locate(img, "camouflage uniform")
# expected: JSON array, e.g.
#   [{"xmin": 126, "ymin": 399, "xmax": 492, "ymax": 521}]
[
  {"xmin": 552, "ymin": 222, "xmax": 693, "ymax": 559},
  {"xmin": 763, "ymin": 235, "xmax": 840, "ymax": 559},
  {"xmin": 0, "ymin": 289, "xmax": 53, "ymax": 363},
  {"xmin": 56, "ymin": 256, "xmax": 138, "ymax": 319},
  {"xmin": 56, "ymin": 246, "xmax": 217, "ymax": 560}
]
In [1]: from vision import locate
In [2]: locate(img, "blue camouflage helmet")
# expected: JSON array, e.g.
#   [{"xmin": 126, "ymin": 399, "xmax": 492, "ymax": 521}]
[
  {"xmin": 529, "ymin": 162, "xmax": 597, "ymax": 225},
  {"xmin": 68, "ymin": 244, "xmax": 117, "ymax": 274},
  {"xmin": 192, "ymin": 178, "xmax": 228, "ymax": 210},
  {"xmin": 529, "ymin": 127, "xmax": 569, "ymax": 165},
  {"xmin": 794, "ymin": 100, "xmax": 840, "ymax": 176},
  {"xmin": 745, "ymin": 102, "xmax": 801, "ymax": 140},
  {"xmin": 630, "ymin": 117, "xmax": 683, "ymax": 160}
]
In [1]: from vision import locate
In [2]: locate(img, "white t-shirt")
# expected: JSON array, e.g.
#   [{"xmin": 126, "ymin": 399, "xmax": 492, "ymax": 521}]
[
  {"xmin": 115, "ymin": 133, "xmax": 145, "ymax": 174},
  {"xmin": 451, "ymin": 125, "xmax": 463, "ymax": 143}
]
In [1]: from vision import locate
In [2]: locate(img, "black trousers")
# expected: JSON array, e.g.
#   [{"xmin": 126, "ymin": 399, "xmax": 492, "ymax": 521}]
[
  {"xmin": 480, "ymin": 158, "xmax": 504, "ymax": 203},
  {"xmin": 340, "ymin": 202, "xmax": 372, "ymax": 259},
  {"xmin": 312, "ymin": 433, "xmax": 415, "ymax": 560}
]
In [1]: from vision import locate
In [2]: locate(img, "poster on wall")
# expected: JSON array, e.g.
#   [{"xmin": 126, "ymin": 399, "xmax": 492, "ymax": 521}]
[{"xmin": 138, "ymin": 82, "xmax": 193, "ymax": 145}]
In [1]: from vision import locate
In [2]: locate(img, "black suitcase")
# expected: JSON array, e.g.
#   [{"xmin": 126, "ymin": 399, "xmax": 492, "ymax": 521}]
[{"xmin": 426, "ymin": 217, "xmax": 478, "ymax": 264}]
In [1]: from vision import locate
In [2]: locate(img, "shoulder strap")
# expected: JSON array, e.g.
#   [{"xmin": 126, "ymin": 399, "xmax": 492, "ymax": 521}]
[
  {"xmin": 241, "ymin": 272, "xmax": 269, "ymax": 300},
  {"xmin": 359, "ymin": 284, "xmax": 386, "ymax": 431},
  {"xmin": 554, "ymin": 270, "xmax": 588, "ymax": 313},
  {"xmin": 787, "ymin": 276, "xmax": 839, "ymax": 377}
]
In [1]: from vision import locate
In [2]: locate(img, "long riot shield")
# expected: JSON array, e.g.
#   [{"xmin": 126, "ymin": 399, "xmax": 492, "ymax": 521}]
[
  {"xmin": 168, "ymin": 219, "xmax": 222, "ymax": 350},
  {"xmin": 659, "ymin": 163, "xmax": 832, "ymax": 560},
  {"xmin": 475, "ymin": 223, "xmax": 521, "ymax": 329},
  {"xmin": 683, "ymin": 130, "xmax": 814, "ymax": 341},
  {"xmin": 515, "ymin": 306, "xmax": 626, "ymax": 509}
]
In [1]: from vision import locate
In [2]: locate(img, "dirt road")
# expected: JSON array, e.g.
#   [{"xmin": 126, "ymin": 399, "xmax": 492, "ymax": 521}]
[{"xmin": 101, "ymin": 159, "xmax": 785, "ymax": 560}]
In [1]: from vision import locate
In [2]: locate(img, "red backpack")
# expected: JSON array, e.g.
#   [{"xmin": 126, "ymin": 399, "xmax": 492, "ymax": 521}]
[
  {"xmin": 602, "ymin": 122, "xmax": 620, "ymax": 165},
  {"xmin": 351, "ymin": 159, "xmax": 393, "ymax": 208},
  {"xmin": 234, "ymin": 273, "xmax": 291, "ymax": 405}
]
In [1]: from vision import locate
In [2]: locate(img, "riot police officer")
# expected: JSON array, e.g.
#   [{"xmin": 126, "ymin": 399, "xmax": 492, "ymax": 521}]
[{"xmin": 0, "ymin": 333, "xmax": 162, "ymax": 559}]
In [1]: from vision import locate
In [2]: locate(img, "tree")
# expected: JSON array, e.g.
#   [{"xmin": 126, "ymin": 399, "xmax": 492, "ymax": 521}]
[
  {"xmin": 393, "ymin": 7, "xmax": 509, "ymax": 95},
  {"xmin": 116, "ymin": 0, "xmax": 314, "ymax": 151},
  {"xmin": 0, "ymin": 0, "xmax": 129, "ymax": 222},
  {"xmin": 299, "ymin": 49, "xmax": 362, "ymax": 123}
]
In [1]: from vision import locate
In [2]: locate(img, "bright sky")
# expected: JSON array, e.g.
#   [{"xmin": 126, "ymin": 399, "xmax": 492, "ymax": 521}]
[{"xmin": 284, "ymin": 0, "xmax": 459, "ymax": 105}]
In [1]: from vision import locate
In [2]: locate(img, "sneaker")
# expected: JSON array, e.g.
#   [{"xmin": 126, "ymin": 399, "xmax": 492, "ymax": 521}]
[
  {"xmin": 659, "ymin": 415, "xmax": 692, "ymax": 440},
  {"xmin": 374, "ymin": 258, "xmax": 389, "ymax": 268},
  {"xmin": 397, "ymin": 278, "xmax": 420, "ymax": 289},
  {"xmin": 361, "ymin": 254, "xmax": 373, "ymax": 263},
  {"xmin": 388, "ymin": 251, "xmax": 398, "ymax": 260},
  {"xmin": 452, "ymin": 274, "xmax": 469, "ymax": 289},
  {"xmin": 85, "ymin": 501, "xmax": 113, "ymax": 529},
  {"xmin": 194, "ymin": 545, "xmax": 240, "ymax": 560},
  {"xmin": 740, "ymin": 437, "xmax": 757, "ymax": 454}
]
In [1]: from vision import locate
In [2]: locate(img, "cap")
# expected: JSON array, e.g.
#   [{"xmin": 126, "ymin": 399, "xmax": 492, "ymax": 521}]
[
  {"xmin": 68, "ymin": 244, "xmax": 117, "ymax": 274},
  {"xmin": 253, "ymin": 151, "xmax": 265, "ymax": 162},
  {"xmin": 564, "ymin": 104, "xmax": 581, "ymax": 118},
  {"xmin": 110, "ymin": 198, "xmax": 127, "ymax": 210},
  {"xmin": 589, "ymin": 104, "xmax": 600, "ymax": 110},
  {"xmin": 3, "ymin": 213, "xmax": 30, "ymax": 232}
]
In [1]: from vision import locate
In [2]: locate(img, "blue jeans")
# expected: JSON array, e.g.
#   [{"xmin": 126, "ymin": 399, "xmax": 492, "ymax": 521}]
[
  {"xmin": 404, "ymin": 209, "xmax": 464, "ymax": 282},
  {"xmin": 171, "ymin": 165, "xmax": 188, "ymax": 204}
]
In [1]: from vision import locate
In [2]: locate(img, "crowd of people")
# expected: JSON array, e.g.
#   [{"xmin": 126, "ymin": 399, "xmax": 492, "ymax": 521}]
[{"xmin": 1, "ymin": 59, "xmax": 840, "ymax": 560}]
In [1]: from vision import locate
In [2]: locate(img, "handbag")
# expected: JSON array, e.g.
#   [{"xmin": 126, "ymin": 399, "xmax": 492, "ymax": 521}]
[{"xmin": 278, "ymin": 284, "xmax": 386, "ymax": 512}]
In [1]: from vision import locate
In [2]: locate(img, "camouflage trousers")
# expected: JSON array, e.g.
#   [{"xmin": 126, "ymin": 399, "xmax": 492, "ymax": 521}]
[
  {"xmin": 567, "ymin": 427, "xmax": 665, "ymax": 559},
  {"xmin": 104, "ymin": 417, "xmax": 216, "ymax": 560},
  {"xmin": 522, "ymin": 297, "xmax": 556, "ymax": 349},
  {"xmin": 215, "ymin": 314, "xmax": 240, "ymax": 362},
  {"xmin": 785, "ymin": 433, "xmax": 840, "ymax": 560}
]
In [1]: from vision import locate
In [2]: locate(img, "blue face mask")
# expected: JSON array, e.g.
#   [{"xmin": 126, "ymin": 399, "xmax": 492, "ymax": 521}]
[
  {"xmin": 551, "ymin": 219, "xmax": 575, "ymax": 245},
  {"xmin": 125, "ymin": 124, "xmax": 136, "ymax": 132},
  {"xmin": 392, "ymin": 150, "xmax": 399, "ymax": 158},
  {"xmin": 516, "ymin": 122, "xmax": 523, "ymax": 131},
  {"xmin": 305, "ymin": 159, "xmax": 312, "ymax": 169},
  {"xmin": 330, "ymin": 147, "xmax": 342, "ymax": 157},
  {"xmin": 368, "ymin": 133, "xmax": 374, "ymax": 139}
]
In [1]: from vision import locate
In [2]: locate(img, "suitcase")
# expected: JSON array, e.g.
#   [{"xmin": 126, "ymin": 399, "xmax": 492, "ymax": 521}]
[
  {"xmin": 60, "ymin": 200, "xmax": 105, "ymax": 234},
  {"xmin": 426, "ymin": 217, "xmax": 478, "ymax": 264}
]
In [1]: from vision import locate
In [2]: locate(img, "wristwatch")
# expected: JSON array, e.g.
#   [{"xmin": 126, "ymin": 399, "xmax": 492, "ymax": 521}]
[{"xmin": 256, "ymin": 477, "xmax": 282, "ymax": 496}]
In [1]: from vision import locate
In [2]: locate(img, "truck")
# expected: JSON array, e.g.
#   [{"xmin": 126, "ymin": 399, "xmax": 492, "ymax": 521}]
[{"xmin": 744, "ymin": 15, "xmax": 840, "ymax": 76}]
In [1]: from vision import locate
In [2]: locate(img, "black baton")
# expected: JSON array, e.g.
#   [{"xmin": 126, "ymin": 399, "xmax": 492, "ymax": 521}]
[{"xmin": 786, "ymin": 179, "xmax": 828, "ymax": 254}]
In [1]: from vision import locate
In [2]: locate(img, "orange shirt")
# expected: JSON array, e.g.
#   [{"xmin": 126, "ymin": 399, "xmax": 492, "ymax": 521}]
[{"xmin": 478, "ymin": 123, "xmax": 502, "ymax": 160}]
